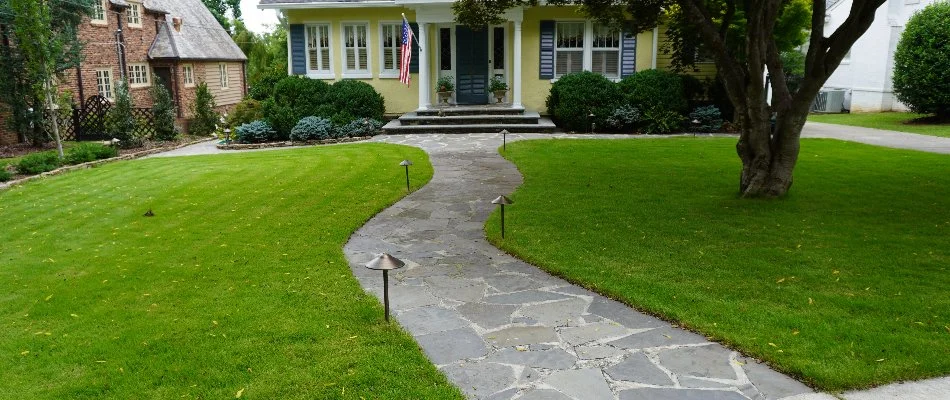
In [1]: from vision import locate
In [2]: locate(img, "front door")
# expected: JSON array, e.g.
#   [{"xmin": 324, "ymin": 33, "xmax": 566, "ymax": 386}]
[{"xmin": 455, "ymin": 26, "xmax": 489, "ymax": 105}]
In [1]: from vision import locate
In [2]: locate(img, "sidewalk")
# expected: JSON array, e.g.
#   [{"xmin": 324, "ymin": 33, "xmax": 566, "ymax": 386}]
[{"xmin": 803, "ymin": 122, "xmax": 950, "ymax": 154}]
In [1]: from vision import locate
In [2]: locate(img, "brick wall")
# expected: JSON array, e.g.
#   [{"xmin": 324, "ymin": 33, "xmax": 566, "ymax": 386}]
[{"xmin": 0, "ymin": 111, "xmax": 17, "ymax": 146}]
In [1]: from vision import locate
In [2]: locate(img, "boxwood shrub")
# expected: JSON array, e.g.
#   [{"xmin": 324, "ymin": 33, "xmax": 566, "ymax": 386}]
[
  {"xmin": 17, "ymin": 151, "xmax": 62, "ymax": 175},
  {"xmin": 546, "ymin": 71, "xmax": 622, "ymax": 132},
  {"xmin": 329, "ymin": 80, "xmax": 385, "ymax": 121},
  {"xmin": 0, "ymin": 167, "xmax": 11, "ymax": 182},
  {"xmin": 893, "ymin": 1, "xmax": 950, "ymax": 119},
  {"xmin": 65, "ymin": 142, "xmax": 118, "ymax": 165},
  {"xmin": 290, "ymin": 117, "xmax": 334, "ymax": 141},
  {"xmin": 618, "ymin": 69, "xmax": 688, "ymax": 115}
]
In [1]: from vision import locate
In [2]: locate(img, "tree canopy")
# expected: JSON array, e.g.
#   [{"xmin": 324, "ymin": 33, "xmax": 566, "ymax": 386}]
[{"xmin": 202, "ymin": 0, "xmax": 241, "ymax": 33}]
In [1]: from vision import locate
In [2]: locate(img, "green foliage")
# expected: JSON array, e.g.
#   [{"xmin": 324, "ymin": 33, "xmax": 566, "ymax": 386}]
[
  {"xmin": 339, "ymin": 118, "xmax": 384, "ymax": 138},
  {"xmin": 489, "ymin": 76, "xmax": 508, "ymax": 92},
  {"xmin": 437, "ymin": 76, "xmax": 455, "ymax": 92},
  {"xmin": 0, "ymin": 168, "xmax": 11, "ymax": 182},
  {"xmin": 260, "ymin": 99, "xmax": 296, "ymax": 141},
  {"xmin": 235, "ymin": 120, "xmax": 275, "ymax": 143},
  {"xmin": 235, "ymin": 18, "xmax": 288, "ymax": 89},
  {"xmin": 290, "ymin": 116, "xmax": 334, "ymax": 141},
  {"xmin": 330, "ymin": 80, "xmax": 386, "ymax": 121},
  {"xmin": 618, "ymin": 69, "xmax": 688, "ymax": 115},
  {"xmin": 605, "ymin": 105, "xmax": 641, "ymax": 132},
  {"xmin": 16, "ymin": 151, "xmax": 61, "ymax": 174},
  {"xmin": 248, "ymin": 68, "xmax": 286, "ymax": 101},
  {"xmin": 227, "ymin": 99, "xmax": 264, "ymax": 128},
  {"xmin": 642, "ymin": 107, "xmax": 685, "ymax": 134},
  {"xmin": 546, "ymin": 71, "xmax": 622, "ymax": 132},
  {"xmin": 893, "ymin": 2, "xmax": 950, "ymax": 118},
  {"xmin": 688, "ymin": 105, "xmax": 723, "ymax": 132},
  {"xmin": 781, "ymin": 50, "xmax": 806, "ymax": 94},
  {"xmin": 190, "ymin": 82, "xmax": 220, "ymax": 136},
  {"xmin": 202, "ymin": 0, "xmax": 241, "ymax": 33},
  {"xmin": 64, "ymin": 142, "xmax": 118, "ymax": 165},
  {"xmin": 151, "ymin": 79, "xmax": 178, "ymax": 141},
  {"xmin": 262, "ymin": 76, "xmax": 333, "ymax": 139},
  {"xmin": 106, "ymin": 81, "xmax": 140, "ymax": 148}
]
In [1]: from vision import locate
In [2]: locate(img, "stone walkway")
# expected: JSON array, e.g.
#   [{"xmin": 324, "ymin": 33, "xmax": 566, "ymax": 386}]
[
  {"xmin": 343, "ymin": 133, "xmax": 820, "ymax": 400},
  {"xmin": 802, "ymin": 122, "xmax": 950, "ymax": 154}
]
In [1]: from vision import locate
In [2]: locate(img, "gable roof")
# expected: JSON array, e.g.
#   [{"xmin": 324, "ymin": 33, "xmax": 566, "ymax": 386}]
[{"xmin": 147, "ymin": 0, "xmax": 246, "ymax": 62}]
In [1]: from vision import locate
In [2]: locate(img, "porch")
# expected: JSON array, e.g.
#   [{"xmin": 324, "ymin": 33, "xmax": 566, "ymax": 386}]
[{"xmin": 382, "ymin": 104, "xmax": 556, "ymax": 134}]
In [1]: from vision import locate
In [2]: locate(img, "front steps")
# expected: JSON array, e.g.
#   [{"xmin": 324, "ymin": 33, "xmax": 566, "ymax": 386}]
[{"xmin": 383, "ymin": 105, "xmax": 557, "ymax": 134}]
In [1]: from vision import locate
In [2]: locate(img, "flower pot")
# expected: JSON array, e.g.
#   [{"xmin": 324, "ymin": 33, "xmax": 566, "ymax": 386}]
[
  {"xmin": 493, "ymin": 90, "xmax": 508, "ymax": 104},
  {"xmin": 437, "ymin": 91, "xmax": 453, "ymax": 105}
]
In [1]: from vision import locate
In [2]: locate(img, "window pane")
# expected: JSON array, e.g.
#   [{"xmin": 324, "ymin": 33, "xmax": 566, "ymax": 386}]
[
  {"xmin": 440, "ymin": 28, "xmax": 451, "ymax": 71},
  {"xmin": 556, "ymin": 23, "xmax": 584, "ymax": 49},
  {"xmin": 493, "ymin": 27, "xmax": 505, "ymax": 70},
  {"xmin": 346, "ymin": 49, "xmax": 356, "ymax": 70},
  {"xmin": 555, "ymin": 50, "xmax": 583, "ymax": 77},
  {"xmin": 593, "ymin": 50, "xmax": 619, "ymax": 78}
]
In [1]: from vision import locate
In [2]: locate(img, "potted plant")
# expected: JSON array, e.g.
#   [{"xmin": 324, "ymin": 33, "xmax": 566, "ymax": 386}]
[
  {"xmin": 489, "ymin": 76, "xmax": 509, "ymax": 104},
  {"xmin": 436, "ymin": 76, "xmax": 455, "ymax": 105}
]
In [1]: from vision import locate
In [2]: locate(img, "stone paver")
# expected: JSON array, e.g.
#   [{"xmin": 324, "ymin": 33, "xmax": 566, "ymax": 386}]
[{"xmin": 341, "ymin": 133, "xmax": 820, "ymax": 399}]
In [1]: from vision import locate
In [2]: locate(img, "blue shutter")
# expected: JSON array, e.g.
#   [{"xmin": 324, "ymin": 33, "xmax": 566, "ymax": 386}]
[
  {"xmin": 620, "ymin": 31, "xmax": 637, "ymax": 78},
  {"xmin": 409, "ymin": 23, "xmax": 420, "ymax": 73},
  {"xmin": 539, "ymin": 20, "xmax": 555, "ymax": 79},
  {"xmin": 290, "ymin": 24, "xmax": 306, "ymax": 75}
]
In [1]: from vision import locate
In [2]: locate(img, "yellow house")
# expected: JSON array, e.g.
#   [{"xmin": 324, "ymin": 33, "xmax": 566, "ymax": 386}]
[{"xmin": 258, "ymin": 0, "xmax": 712, "ymax": 130}]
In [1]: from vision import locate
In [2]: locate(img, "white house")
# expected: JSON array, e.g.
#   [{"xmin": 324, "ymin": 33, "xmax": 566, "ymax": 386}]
[{"xmin": 821, "ymin": 0, "xmax": 936, "ymax": 112}]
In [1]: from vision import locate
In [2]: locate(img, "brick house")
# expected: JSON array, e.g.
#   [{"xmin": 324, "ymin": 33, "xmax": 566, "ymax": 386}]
[{"xmin": 0, "ymin": 0, "xmax": 247, "ymax": 145}]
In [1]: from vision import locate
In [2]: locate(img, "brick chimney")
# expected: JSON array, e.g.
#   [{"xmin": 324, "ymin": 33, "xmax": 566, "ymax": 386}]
[{"xmin": 172, "ymin": 17, "xmax": 182, "ymax": 32}]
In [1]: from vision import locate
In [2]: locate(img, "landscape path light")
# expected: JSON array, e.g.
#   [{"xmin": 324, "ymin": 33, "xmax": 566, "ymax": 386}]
[
  {"xmin": 501, "ymin": 129, "xmax": 509, "ymax": 151},
  {"xmin": 364, "ymin": 253, "xmax": 406, "ymax": 322},
  {"xmin": 400, "ymin": 160, "xmax": 413, "ymax": 193},
  {"xmin": 491, "ymin": 195, "xmax": 514, "ymax": 238}
]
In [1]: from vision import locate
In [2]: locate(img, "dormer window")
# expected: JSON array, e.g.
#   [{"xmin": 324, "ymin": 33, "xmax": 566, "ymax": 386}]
[{"xmin": 127, "ymin": 2, "xmax": 142, "ymax": 28}]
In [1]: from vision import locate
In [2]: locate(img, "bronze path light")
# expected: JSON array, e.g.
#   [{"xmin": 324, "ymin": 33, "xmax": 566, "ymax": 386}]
[
  {"xmin": 400, "ymin": 160, "xmax": 413, "ymax": 193},
  {"xmin": 364, "ymin": 253, "xmax": 406, "ymax": 322},
  {"xmin": 501, "ymin": 129, "xmax": 509, "ymax": 151},
  {"xmin": 492, "ymin": 195, "xmax": 514, "ymax": 238}
]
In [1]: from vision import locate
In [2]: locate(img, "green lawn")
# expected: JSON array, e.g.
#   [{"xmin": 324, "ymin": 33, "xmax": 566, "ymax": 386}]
[
  {"xmin": 489, "ymin": 138, "xmax": 949, "ymax": 391},
  {"xmin": 0, "ymin": 144, "xmax": 462, "ymax": 399},
  {"xmin": 809, "ymin": 112, "xmax": 950, "ymax": 137}
]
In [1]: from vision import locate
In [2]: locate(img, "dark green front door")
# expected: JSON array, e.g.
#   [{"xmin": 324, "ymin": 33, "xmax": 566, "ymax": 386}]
[{"xmin": 456, "ymin": 26, "xmax": 489, "ymax": 105}]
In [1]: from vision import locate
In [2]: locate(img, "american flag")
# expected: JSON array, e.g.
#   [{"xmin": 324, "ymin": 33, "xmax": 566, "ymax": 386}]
[{"xmin": 399, "ymin": 18, "xmax": 413, "ymax": 85}]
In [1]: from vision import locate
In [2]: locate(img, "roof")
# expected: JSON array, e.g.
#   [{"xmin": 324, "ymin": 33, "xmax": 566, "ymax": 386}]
[
  {"xmin": 259, "ymin": 0, "xmax": 382, "ymax": 3},
  {"xmin": 147, "ymin": 0, "xmax": 247, "ymax": 62}
]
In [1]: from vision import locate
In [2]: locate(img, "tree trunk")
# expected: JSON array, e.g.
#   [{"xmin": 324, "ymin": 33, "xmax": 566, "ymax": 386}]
[
  {"xmin": 736, "ymin": 110, "xmax": 804, "ymax": 198},
  {"xmin": 44, "ymin": 79, "xmax": 64, "ymax": 159}
]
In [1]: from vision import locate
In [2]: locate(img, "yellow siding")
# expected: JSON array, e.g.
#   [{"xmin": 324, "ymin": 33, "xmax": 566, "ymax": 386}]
[
  {"xmin": 654, "ymin": 29, "xmax": 717, "ymax": 80},
  {"xmin": 201, "ymin": 62, "xmax": 244, "ymax": 106}
]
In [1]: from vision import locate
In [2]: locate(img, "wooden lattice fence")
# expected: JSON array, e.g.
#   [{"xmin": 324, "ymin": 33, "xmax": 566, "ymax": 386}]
[{"xmin": 43, "ymin": 96, "xmax": 155, "ymax": 141}]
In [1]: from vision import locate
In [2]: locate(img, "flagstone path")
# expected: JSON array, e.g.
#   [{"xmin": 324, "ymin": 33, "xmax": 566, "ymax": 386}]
[{"xmin": 342, "ymin": 133, "xmax": 824, "ymax": 400}]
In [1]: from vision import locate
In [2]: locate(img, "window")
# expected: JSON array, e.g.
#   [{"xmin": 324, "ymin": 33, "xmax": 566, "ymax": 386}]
[
  {"xmin": 555, "ymin": 22, "xmax": 584, "ymax": 77},
  {"xmin": 183, "ymin": 64, "xmax": 195, "ymax": 86},
  {"xmin": 219, "ymin": 63, "xmax": 229, "ymax": 88},
  {"xmin": 380, "ymin": 23, "xmax": 402, "ymax": 76},
  {"xmin": 439, "ymin": 28, "xmax": 452, "ymax": 71},
  {"xmin": 127, "ymin": 64, "xmax": 150, "ymax": 87},
  {"xmin": 591, "ymin": 25, "xmax": 620, "ymax": 78},
  {"xmin": 91, "ymin": 0, "xmax": 106, "ymax": 24},
  {"xmin": 342, "ymin": 23, "xmax": 370, "ymax": 75},
  {"xmin": 306, "ymin": 24, "xmax": 331, "ymax": 75},
  {"xmin": 127, "ymin": 2, "xmax": 142, "ymax": 27},
  {"xmin": 493, "ymin": 27, "xmax": 505, "ymax": 71},
  {"xmin": 95, "ymin": 69, "xmax": 114, "ymax": 100}
]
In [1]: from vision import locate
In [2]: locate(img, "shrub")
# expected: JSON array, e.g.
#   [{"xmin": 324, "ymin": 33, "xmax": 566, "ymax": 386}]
[
  {"xmin": 0, "ymin": 168, "xmax": 11, "ymax": 182},
  {"xmin": 679, "ymin": 74, "xmax": 707, "ymax": 108},
  {"xmin": 235, "ymin": 120, "xmax": 275, "ymax": 143},
  {"xmin": 489, "ymin": 76, "xmax": 508, "ymax": 92},
  {"xmin": 437, "ymin": 76, "xmax": 455, "ymax": 92},
  {"xmin": 339, "ymin": 118, "xmax": 383, "ymax": 138},
  {"xmin": 16, "ymin": 151, "xmax": 61, "ymax": 174},
  {"xmin": 688, "ymin": 105, "xmax": 723, "ymax": 133},
  {"xmin": 190, "ymin": 82, "xmax": 220, "ymax": 136},
  {"xmin": 151, "ymin": 78, "xmax": 178, "ymax": 141},
  {"xmin": 227, "ymin": 99, "xmax": 264, "ymax": 128},
  {"xmin": 329, "ymin": 80, "xmax": 385, "ymax": 121},
  {"xmin": 265, "ymin": 76, "xmax": 333, "ymax": 139},
  {"xmin": 893, "ymin": 2, "xmax": 950, "ymax": 119},
  {"xmin": 642, "ymin": 107, "xmax": 685, "ymax": 135},
  {"xmin": 248, "ymin": 68, "xmax": 286, "ymax": 101},
  {"xmin": 546, "ymin": 71, "xmax": 622, "ymax": 132},
  {"xmin": 64, "ymin": 142, "xmax": 118, "ymax": 165},
  {"xmin": 618, "ymin": 69, "xmax": 688, "ymax": 115},
  {"xmin": 289, "ymin": 116, "xmax": 334, "ymax": 141},
  {"xmin": 605, "ymin": 105, "xmax": 641, "ymax": 132},
  {"xmin": 708, "ymin": 76, "xmax": 736, "ymax": 122},
  {"xmin": 106, "ymin": 81, "xmax": 141, "ymax": 148},
  {"xmin": 261, "ymin": 98, "xmax": 297, "ymax": 141}
]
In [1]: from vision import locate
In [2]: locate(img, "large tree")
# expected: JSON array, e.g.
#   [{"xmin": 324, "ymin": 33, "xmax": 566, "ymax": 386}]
[
  {"xmin": 455, "ymin": 0, "xmax": 886, "ymax": 197},
  {"xmin": 202, "ymin": 0, "xmax": 241, "ymax": 33}
]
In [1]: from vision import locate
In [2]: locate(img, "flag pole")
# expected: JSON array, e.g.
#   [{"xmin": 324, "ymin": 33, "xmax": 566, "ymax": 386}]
[{"xmin": 401, "ymin": 13, "xmax": 418, "ymax": 48}]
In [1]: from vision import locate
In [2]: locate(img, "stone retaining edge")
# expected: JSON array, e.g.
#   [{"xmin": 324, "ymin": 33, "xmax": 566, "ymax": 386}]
[{"xmin": 215, "ymin": 136, "xmax": 373, "ymax": 150}]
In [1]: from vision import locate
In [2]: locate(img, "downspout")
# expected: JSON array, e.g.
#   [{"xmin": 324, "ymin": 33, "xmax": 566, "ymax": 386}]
[
  {"xmin": 242, "ymin": 61, "xmax": 248, "ymax": 97},
  {"xmin": 173, "ymin": 61, "xmax": 182, "ymax": 118},
  {"xmin": 115, "ymin": 8, "xmax": 127, "ymax": 81},
  {"xmin": 76, "ymin": 65, "xmax": 85, "ymax": 104},
  {"xmin": 651, "ymin": 27, "xmax": 658, "ymax": 70}
]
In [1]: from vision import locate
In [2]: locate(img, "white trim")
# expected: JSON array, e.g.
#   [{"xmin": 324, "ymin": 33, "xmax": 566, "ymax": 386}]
[
  {"xmin": 304, "ymin": 22, "xmax": 334, "ymax": 76},
  {"xmin": 219, "ymin": 63, "xmax": 230, "ymax": 88},
  {"xmin": 260, "ymin": 2, "xmax": 399, "ymax": 10},
  {"xmin": 95, "ymin": 68, "xmax": 115, "ymax": 100},
  {"xmin": 378, "ymin": 20, "xmax": 402, "ymax": 78},
  {"xmin": 417, "ymin": 22, "xmax": 430, "ymax": 110},
  {"xmin": 90, "ymin": 0, "xmax": 107, "ymax": 25},
  {"xmin": 651, "ymin": 27, "xmax": 658, "ymax": 69},
  {"xmin": 127, "ymin": 63, "xmax": 150, "ymax": 88},
  {"xmin": 126, "ymin": 1, "xmax": 143, "ymax": 28},
  {"xmin": 182, "ymin": 64, "xmax": 195, "ymax": 87},
  {"xmin": 286, "ymin": 27, "xmax": 293, "ymax": 75},
  {"xmin": 513, "ymin": 21, "xmax": 522, "ymax": 108},
  {"xmin": 340, "ymin": 21, "xmax": 372, "ymax": 76}
]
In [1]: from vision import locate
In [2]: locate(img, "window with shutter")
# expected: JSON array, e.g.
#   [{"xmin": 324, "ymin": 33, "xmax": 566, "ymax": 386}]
[
  {"xmin": 306, "ymin": 24, "xmax": 332, "ymax": 74},
  {"xmin": 555, "ymin": 22, "xmax": 584, "ymax": 77},
  {"xmin": 342, "ymin": 23, "xmax": 370, "ymax": 76},
  {"xmin": 380, "ymin": 23, "xmax": 402, "ymax": 77},
  {"xmin": 592, "ymin": 25, "xmax": 620, "ymax": 79}
]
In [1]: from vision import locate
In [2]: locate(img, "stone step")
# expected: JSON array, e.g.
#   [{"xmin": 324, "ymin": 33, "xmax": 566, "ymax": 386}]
[
  {"xmin": 399, "ymin": 111, "xmax": 541, "ymax": 126},
  {"xmin": 416, "ymin": 105, "xmax": 526, "ymax": 117},
  {"xmin": 383, "ymin": 118, "xmax": 557, "ymax": 134}
]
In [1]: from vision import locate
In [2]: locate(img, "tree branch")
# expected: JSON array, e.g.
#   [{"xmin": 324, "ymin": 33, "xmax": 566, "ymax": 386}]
[
  {"xmin": 766, "ymin": 39, "xmax": 792, "ymax": 112},
  {"xmin": 720, "ymin": 0, "xmax": 735, "ymax": 40}
]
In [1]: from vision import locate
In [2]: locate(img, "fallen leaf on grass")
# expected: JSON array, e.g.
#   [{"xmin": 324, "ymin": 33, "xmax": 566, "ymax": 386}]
[
  {"xmin": 808, "ymin": 298, "xmax": 814, "ymax": 305},
  {"xmin": 235, "ymin": 388, "xmax": 245, "ymax": 398},
  {"xmin": 44, "ymin": 295, "xmax": 53, "ymax": 301},
  {"xmin": 876, "ymin": 359, "xmax": 885, "ymax": 362},
  {"xmin": 768, "ymin": 343, "xmax": 778, "ymax": 347},
  {"xmin": 20, "ymin": 351, "xmax": 29, "ymax": 356},
  {"xmin": 776, "ymin": 278, "xmax": 786, "ymax": 283}
]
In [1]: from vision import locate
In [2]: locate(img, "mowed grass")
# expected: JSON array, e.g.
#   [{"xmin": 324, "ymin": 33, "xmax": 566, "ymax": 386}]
[
  {"xmin": 489, "ymin": 138, "xmax": 949, "ymax": 391},
  {"xmin": 809, "ymin": 112, "xmax": 950, "ymax": 137},
  {"xmin": 0, "ymin": 144, "xmax": 462, "ymax": 399}
]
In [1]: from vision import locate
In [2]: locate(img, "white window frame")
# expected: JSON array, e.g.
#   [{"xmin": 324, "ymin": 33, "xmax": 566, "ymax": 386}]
[
  {"xmin": 340, "ymin": 22, "xmax": 372, "ymax": 79},
  {"xmin": 218, "ymin": 63, "xmax": 229, "ymax": 88},
  {"xmin": 127, "ymin": 63, "xmax": 150, "ymax": 87},
  {"xmin": 591, "ymin": 24, "xmax": 621, "ymax": 79},
  {"xmin": 554, "ymin": 21, "xmax": 586, "ymax": 78},
  {"xmin": 552, "ymin": 20, "xmax": 630, "ymax": 82},
  {"xmin": 378, "ymin": 21, "xmax": 402, "ymax": 78},
  {"xmin": 182, "ymin": 64, "xmax": 195, "ymax": 87},
  {"xmin": 127, "ymin": 2, "xmax": 142, "ymax": 28},
  {"xmin": 305, "ymin": 23, "xmax": 334, "ymax": 79},
  {"xmin": 95, "ymin": 68, "xmax": 114, "ymax": 100},
  {"xmin": 90, "ymin": 0, "xmax": 107, "ymax": 25}
]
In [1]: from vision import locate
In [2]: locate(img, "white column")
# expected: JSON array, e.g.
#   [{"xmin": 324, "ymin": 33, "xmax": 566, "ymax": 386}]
[
  {"xmin": 417, "ymin": 22, "xmax": 430, "ymax": 110},
  {"xmin": 513, "ymin": 21, "xmax": 523, "ymax": 108}
]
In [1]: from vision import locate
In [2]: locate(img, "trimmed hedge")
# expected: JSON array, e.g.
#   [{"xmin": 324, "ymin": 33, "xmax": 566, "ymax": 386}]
[
  {"xmin": 893, "ymin": 2, "xmax": 950, "ymax": 118},
  {"xmin": 546, "ymin": 71, "xmax": 622, "ymax": 132},
  {"xmin": 261, "ymin": 77, "xmax": 385, "ymax": 139},
  {"xmin": 16, "ymin": 151, "xmax": 62, "ymax": 175},
  {"xmin": 65, "ymin": 142, "xmax": 118, "ymax": 165},
  {"xmin": 618, "ymin": 69, "xmax": 689, "ymax": 115}
]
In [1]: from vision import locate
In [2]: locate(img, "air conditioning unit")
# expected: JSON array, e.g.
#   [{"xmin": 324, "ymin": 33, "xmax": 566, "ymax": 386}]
[{"xmin": 812, "ymin": 89, "xmax": 846, "ymax": 113}]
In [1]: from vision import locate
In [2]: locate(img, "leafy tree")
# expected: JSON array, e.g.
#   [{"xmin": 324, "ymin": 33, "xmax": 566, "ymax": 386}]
[
  {"xmin": 0, "ymin": 0, "xmax": 94, "ymax": 153},
  {"xmin": 455, "ymin": 0, "xmax": 887, "ymax": 197},
  {"xmin": 106, "ymin": 81, "xmax": 139, "ymax": 148},
  {"xmin": 151, "ymin": 78, "xmax": 178, "ymax": 141},
  {"xmin": 202, "ymin": 0, "xmax": 241, "ymax": 33},
  {"xmin": 190, "ymin": 82, "xmax": 219, "ymax": 136},
  {"xmin": 892, "ymin": 2, "xmax": 950, "ymax": 120},
  {"xmin": 231, "ymin": 17, "xmax": 287, "ymax": 88}
]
